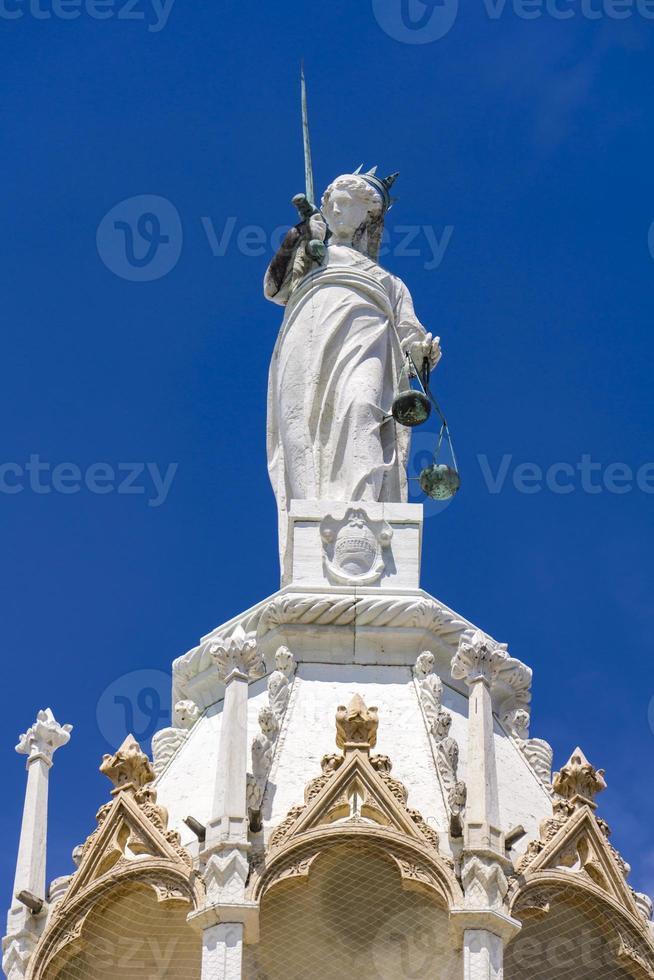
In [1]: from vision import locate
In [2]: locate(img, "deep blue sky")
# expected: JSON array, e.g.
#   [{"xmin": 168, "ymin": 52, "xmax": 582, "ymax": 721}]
[{"xmin": 2, "ymin": 0, "xmax": 654, "ymax": 912}]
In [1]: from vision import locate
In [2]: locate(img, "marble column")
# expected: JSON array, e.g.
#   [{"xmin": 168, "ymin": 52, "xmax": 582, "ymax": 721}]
[
  {"xmin": 451, "ymin": 631, "xmax": 506, "ymax": 855},
  {"xmin": 188, "ymin": 626, "xmax": 264, "ymax": 980},
  {"xmin": 200, "ymin": 923, "xmax": 244, "ymax": 980},
  {"xmin": 463, "ymin": 930, "xmax": 503, "ymax": 980},
  {"xmin": 2, "ymin": 709, "xmax": 72, "ymax": 980},
  {"xmin": 451, "ymin": 632, "xmax": 522, "ymax": 980}
]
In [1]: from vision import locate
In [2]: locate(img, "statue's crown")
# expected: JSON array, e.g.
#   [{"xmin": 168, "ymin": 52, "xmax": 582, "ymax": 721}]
[{"xmin": 353, "ymin": 165, "xmax": 399, "ymax": 212}]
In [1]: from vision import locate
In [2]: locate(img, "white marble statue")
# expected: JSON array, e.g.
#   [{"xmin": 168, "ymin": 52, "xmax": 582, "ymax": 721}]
[{"xmin": 264, "ymin": 171, "xmax": 441, "ymax": 548}]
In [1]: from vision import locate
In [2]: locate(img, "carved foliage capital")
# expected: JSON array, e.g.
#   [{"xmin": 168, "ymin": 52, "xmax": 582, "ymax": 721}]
[
  {"xmin": 451, "ymin": 630, "xmax": 509, "ymax": 686},
  {"xmin": 210, "ymin": 625, "xmax": 265, "ymax": 683},
  {"xmin": 16, "ymin": 708, "xmax": 72, "ymax": 765}
]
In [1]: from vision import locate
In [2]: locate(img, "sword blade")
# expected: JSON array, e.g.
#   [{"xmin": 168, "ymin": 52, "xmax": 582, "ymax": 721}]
[{"xmin": 301, "ymin": 62, "xmax": 315, "ymax": 208}]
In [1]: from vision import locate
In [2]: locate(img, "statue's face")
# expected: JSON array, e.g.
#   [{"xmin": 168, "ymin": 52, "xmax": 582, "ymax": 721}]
[{"xmin": 323, "ymin": 178, "xmax": 374, "ymax": 239}]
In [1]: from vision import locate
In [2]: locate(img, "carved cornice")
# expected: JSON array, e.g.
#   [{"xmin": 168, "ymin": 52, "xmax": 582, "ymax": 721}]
[
  {"xmin": 260, "ymin": 592, "xmax": 468, "ymax": 635},
  {"xmin": 172, "ymin": 589, "xmax": 476, "ymax": 702}
]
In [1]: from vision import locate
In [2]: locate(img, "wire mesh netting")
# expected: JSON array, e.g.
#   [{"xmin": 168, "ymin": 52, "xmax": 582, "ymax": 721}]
[
  {"xmin": 243, "ymin": 843, "xmax": 460, "ymax": 980},
  {"xmin": 44, "ymin": 881, "xmax": 201, "ymax": 980},
  {"xmin": 505, "ymin": 885, "xmax": 650, "ymax": 980}
]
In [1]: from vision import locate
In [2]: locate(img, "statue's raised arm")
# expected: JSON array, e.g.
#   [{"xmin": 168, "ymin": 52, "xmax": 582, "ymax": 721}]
[{"xmin": 264, "ymin": 169, "xmax": 443, "ymax": 559}]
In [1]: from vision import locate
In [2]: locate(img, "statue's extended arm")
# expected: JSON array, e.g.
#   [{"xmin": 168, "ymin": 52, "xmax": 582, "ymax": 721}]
[
  {"xmin": 392, "ymin": 278, "xmax": 442, "ymax": 369},
  {"xmin": 263, "ymin": 206, "xmax": 327, "ymax": 306}
]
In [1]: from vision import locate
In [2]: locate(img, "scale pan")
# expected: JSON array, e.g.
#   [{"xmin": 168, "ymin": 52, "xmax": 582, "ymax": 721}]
[
  {"xmin": 392, "ymin": 390, "xmax": 431, "ymax": 427},
  {"xmin": 419, "ymin": 464, "xmax": 461, "ymax": 500}
]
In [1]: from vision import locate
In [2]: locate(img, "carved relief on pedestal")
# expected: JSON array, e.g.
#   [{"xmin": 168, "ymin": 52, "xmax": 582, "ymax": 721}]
[
  {"xmin": 319, "ymin": 507, "xmax": 392, "ymax": 585},
  {"xmin": 151, "ymin": 699, "xmax": 201, "ymax": 776},
  {"xmin": 413, "ymin": 651, "xmax": 466, "ymax": 836}
]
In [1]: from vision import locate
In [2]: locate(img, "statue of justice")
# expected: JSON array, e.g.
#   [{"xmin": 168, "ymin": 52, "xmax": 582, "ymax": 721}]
[{"xmin": 263, "ymin": 70, "xmax": 454, "ymax": 548}]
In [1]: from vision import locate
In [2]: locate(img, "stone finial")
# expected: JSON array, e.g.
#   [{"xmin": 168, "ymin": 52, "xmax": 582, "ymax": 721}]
[
  {"xmin": 414, "ymin": 650, "xmax": 436, "ymax": 680},
  {"xmin": 268, "ymin": 646, "xmax": 296, "ymax": 721},
  {"xmin": 209, "ymin": 625, "xmax": 265, "ymax": 683},
  {"xmin": 173, "ymin": 699, "xmax": 200, "ymax": 730},
  {"xmin": 451, "ymin": 630, "xmax": 509, "ymax": 686},
  {"xmin": 16, "ymin": 708, "xmax": 72, "ymax": 765},
  {"xmin": 335, "ymin": 694, "xmax": 378, "ymax": 750},
  {"xmin": 100, "ymin": 735, "xmax": 155, "ymax": 796},
  {"xmin": 552, "ymin": 747, "xmax": 607, "ymax": 809}
]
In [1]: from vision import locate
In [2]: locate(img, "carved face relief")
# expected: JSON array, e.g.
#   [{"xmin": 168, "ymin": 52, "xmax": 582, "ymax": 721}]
[
  {"xmin": 173, "ymin": 700, "xmax": 200, "ymax": 730},
  {"xmin": 320, "ymin": 508, "xmax": 392, "ymax": 586},
  {"xmin": 274, "ymin": 645, "xmax": 294, "ymax": 677},
  {"xmin": 258, "ymin": 706, "xmax": 279, "ymax": 738},
  {"xmin": 414, "ymin": 651, "xmax": 436, "ymax": 679}
]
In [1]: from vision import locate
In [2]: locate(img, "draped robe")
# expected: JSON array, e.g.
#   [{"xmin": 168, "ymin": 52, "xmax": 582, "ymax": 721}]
[{"xmin": 267, "ymin": 243, "xmax": 429, "ymax": 539}]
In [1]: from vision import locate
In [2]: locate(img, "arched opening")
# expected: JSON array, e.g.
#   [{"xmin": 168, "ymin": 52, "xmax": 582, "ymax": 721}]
[
  {"xmin": 42, "ymin": 881, "xmax": 200, "ymax": 980},
  {"xmin": 506, "ymin": 884, "xmax": 653, "ymax": 980},
  {"xmin": 245, "ymin": 842, "xmax": 459, "ymax": 979}
]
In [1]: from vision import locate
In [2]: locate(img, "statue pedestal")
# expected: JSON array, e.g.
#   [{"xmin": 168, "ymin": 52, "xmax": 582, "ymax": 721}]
[{"xmin": 283, "ymin": 499, "xmax": 423, "ymax": 590}]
